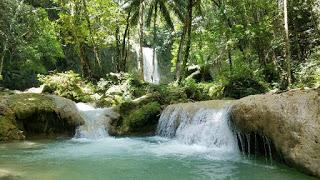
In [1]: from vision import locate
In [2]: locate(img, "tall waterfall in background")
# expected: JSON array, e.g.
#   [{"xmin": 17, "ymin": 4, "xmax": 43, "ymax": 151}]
[
  {"xmin": 74, "ymin": 103, "xmax": 112, "ymax": 139},
  {"xmin": 138, "ymin": 47, "xmax": 160, "ymax": 84},
  {"xmin": 157, "ymin": 105, "xmax": 239, "ymax": 153}
]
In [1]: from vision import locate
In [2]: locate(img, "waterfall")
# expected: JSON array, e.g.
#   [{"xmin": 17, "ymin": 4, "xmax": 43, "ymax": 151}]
[
  {"xmin": 157, "ymin": 105, "xmax": 239, "ymax": 153},
  {"xmin": 74, "ymin": 103, "xmax": 114, "ymax": 139},
  {"xmin": 137, "ymin": 47, "xmax": 160, "ymax": 84}
]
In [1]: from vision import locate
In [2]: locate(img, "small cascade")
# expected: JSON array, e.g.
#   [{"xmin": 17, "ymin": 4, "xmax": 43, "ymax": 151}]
[
  {"xmin": 74, "ymin": 103, "xmax": 113, "ymax": 139},
  {"xmin": 235, "ymin": 131, "xmax": 277, "ymax": 164},
  {"xmin": 137, "ymin": 47, "xmax": 160, "ymax": 84},
  {"xmin": 157, "ymin": 105, "xmax": 239, "ymax": 152}
]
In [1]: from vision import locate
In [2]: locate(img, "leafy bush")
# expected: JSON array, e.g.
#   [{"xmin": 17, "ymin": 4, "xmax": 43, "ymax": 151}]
[
  {"xmin": 95, "ymin": 73, "xmax": 147, "ymax": 107},
  {"xmin": 145, "ymin": 84, "xmax": 187, "ymax": 104},
  {"xmin": 181, "ymin": 79, "xmax": 224, "ymax": 101},
  {"xmin": 296, "ymin": 48, "xmax": 320, "ymax": 88},
  {"xmin": 96, "ymin": 72, "xmax": 132, "ymax": 93},
  {"xmin": 223, "ymin": 75, "xmax": 267, "ymax": 99},
  {"xmin": 38, "ymin": 71, "xmax": 95, "ymax": 102}
]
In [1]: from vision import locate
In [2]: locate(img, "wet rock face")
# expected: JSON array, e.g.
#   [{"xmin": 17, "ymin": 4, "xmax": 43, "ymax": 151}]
[
  {"xmin": 231, "ymin": 89, "xmax": 320, "ymax": 177},
  {"xmin": 0, "ymin": 93, "xmax": 84, "ymax": 141}
]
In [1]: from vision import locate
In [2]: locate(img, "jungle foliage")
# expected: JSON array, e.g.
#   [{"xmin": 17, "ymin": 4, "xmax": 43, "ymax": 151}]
[{"xmin": 1, "ymin": 0, "xmax": 320, "ymax": 98}]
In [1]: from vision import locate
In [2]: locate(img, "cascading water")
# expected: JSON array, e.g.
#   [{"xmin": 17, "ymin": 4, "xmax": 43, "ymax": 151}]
[
  {"xmin": 137, "ymin": 47, "xmax": 160, "ymax": 84},
  {"xmin": 74, "ymin": 103, "xmax": 114, "ymax": 139},
  {"xmin": 156, "ymin": 105, "xmax": 239, "ymax": 154},
  {"xmin": 0, "ymin": 102, "xmax": 313, "ymax": 179}
]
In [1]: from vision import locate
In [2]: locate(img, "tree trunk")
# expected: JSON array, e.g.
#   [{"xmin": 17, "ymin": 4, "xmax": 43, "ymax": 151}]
[
  {"xmin": 79, "ymin": 44, "xmax": 91, "ymax": 78},
  {"xmin": 82, "ymin": 0, "xmax": 101, "ymax": 67},
  {"xmin": 121, "ymin": 10, "xmax": 131, "ymax": 72},
  {"xmin": 0, "ymin": 40, "xmax": 7, "ymax": 80},
  {"xmin": 152, "ymin": 4, "xmax": 158, "ymax": 82},
  {"xmin": 284, "ymin": 0, "xmax": 291, "ymax": 86},
  {"xmin": 139, "ymin": 0, "xmax": 145, "ymax": 80},
  {"xmin": 228, "ymin": 49, "xmax": 233, "ymax": 74},
  {"xmin": 175, "ymin": 23, "xmax": 187, "ymax": 82},
  {"xmin": 115, "ymin": 27, "xmax": 121, "ymax": 72},
  {"xmin": 179, "ymin": 0, "xmax": 193, "ymax": 83},
  {"xmin": 73, "ymin": 0, "xmax": 91, "ymax": 78},
  {"xmin": 124, "ymin": 25, "xmax": 131, "ymax": 72}
]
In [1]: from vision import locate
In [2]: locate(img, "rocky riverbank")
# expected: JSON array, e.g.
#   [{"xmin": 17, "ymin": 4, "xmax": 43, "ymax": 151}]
[
  {"xmin": 0, "ymin": 93, "xmax": 84, "ymax": 141},
  {"xmin": 1, "ymin": 88, "xmax": 320, "ymax": 178}
]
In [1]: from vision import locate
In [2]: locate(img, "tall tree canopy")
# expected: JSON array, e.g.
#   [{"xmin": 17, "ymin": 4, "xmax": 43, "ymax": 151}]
[{"xmin": 0, "ymin": 0, "xmax": 319, "ymax": 90}]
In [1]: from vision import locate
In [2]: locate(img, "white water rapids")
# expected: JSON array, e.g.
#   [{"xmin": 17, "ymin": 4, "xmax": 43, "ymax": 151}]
[
  {"xmin": 74, "ymin": 101, "xmax": 239, "ymax": 159},
  {"xmin": 157, "ymin": 105, "xmax": 240, "ymax": 155},
  {"xmin": 74, "ymin": 103, "xmax": 112, "ymax": 139}
]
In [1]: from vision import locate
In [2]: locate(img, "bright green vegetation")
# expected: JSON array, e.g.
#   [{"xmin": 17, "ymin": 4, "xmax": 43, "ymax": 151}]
[
  {"xmin": 38, "ymin": 71, "xmax": 95, "ymax": 102},
  {"xmin": 0, "ymin": 0, "xmax": 320, "ymax": 92},
  {"xmin": 0, "ymin": 115, "xmax": 21, "ymax": 141},
  {"xmin": 119, "ymin": 102, "xmax": 161, "ymax": 135}
]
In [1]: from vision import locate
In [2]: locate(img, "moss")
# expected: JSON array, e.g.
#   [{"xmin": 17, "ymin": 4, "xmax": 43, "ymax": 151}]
[
  {"xmin": 0, "ymin": 93, "xmax": 82, "ymax": 141},
  {"xmin": 109, "ymin": 101, "xmax": 161, "ymax": 136},
  {"xmin": 7, "ymin": 93, "xmax": 55, "ymax": 120},
  {"xmin": 0, "ymin": 116, "xmax": 24, "ymax": 141},
  {"xmin": 121, "ymin": 102, "xmax": 161, "ymax": 135}
]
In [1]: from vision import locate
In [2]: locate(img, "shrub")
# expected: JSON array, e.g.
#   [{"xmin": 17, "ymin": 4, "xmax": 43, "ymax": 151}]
[
  {"xmin": 223, "ymin": 75, "xmax": 267, "ymax": 99},
  {"xmin": 181, "ymin": 79, "xmax": 224, "ymax": 101},
  {"xmin": 38, "ymin": 71, "xmax": 95, "ymax": 102},
  {"xmin": 296, "ymin": 48, "xmax": 320, "ymax": 88}
]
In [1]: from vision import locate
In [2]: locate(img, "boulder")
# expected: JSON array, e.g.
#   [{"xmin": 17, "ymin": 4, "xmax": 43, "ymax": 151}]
[
  {"xmin": 0, "ymin": 93, "xmax": 84, "ymax": 141},
  {"xmin": 49, "ymin": 95, "xmax": 84, "ymax": 127},
  {"xmin": 108, "ymin": 97, "xmax": 161, "ymax": 136},
  {"xmin": 231, "ymin": 89, "xmax": 320, "ymax": 177}
]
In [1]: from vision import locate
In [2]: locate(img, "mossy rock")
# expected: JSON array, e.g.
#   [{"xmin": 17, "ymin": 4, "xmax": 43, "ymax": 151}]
[
  {"xmin": 0, "ymin": 115, "xmax": 24, "ymax": 141},
  {"xmin": 0, "ymin": 93, "xmax": 84, "ymax": 141},
  {"xmin": 109, "ymin": 102, "xmax": 161, "ymax": 136},
  {"xmin": 121, "ymin": 102, "xmax": 161, "ymax": 135},
  {"xmin": 7, "ymin": 93, "xmax": 55, "ymax": 120}
]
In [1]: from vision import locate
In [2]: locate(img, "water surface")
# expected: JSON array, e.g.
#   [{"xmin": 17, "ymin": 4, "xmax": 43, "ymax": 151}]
[{"xmin": 0, "ymin": 137, "xmax": 316, "ymax": 180}]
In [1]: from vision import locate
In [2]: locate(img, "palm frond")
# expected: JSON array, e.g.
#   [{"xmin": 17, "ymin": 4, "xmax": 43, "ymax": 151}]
[
  {"xmin": 130, "ymin": 10, "xmax": 139, "ymax": 25},
  {"xmin": 159, "ymin": 0, "xmax": 174, "ymax": 30},
  {"xmin": 146, "ymin": 2, "xmax": 155, "ymax": 28}
]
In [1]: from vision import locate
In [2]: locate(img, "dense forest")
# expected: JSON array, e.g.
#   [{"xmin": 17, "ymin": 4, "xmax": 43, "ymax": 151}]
[{"xmin": 0, "ymin": 0, "xmax": 320, "ymax": 97}]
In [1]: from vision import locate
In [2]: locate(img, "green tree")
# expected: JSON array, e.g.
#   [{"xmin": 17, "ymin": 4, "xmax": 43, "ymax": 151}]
[{"xmin": 0, "ymin": 0, "xmax": 63, "ymax": 89}]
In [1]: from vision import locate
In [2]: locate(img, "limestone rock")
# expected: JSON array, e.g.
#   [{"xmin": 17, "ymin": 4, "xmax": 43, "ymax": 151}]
[
  {"xmin": 231, "ymin": 89, "xmax": 320, "ymax": 177},
  {"xmin": 48, "ymin": 95, "xmax": 85, "ymax": 127},
  {"xmin": 0, "ymin": 93, "xmax": 84, "ymax": 141}
]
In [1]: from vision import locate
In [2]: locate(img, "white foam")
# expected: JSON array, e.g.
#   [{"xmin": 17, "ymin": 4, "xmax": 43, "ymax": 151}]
[
  {"xmin": 157, "ymin": 106, "xmax": 239, "ymax": 155},
  {"xmin": 74, "ymin": 103, "xmax": 110, "ymax": 140}
]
